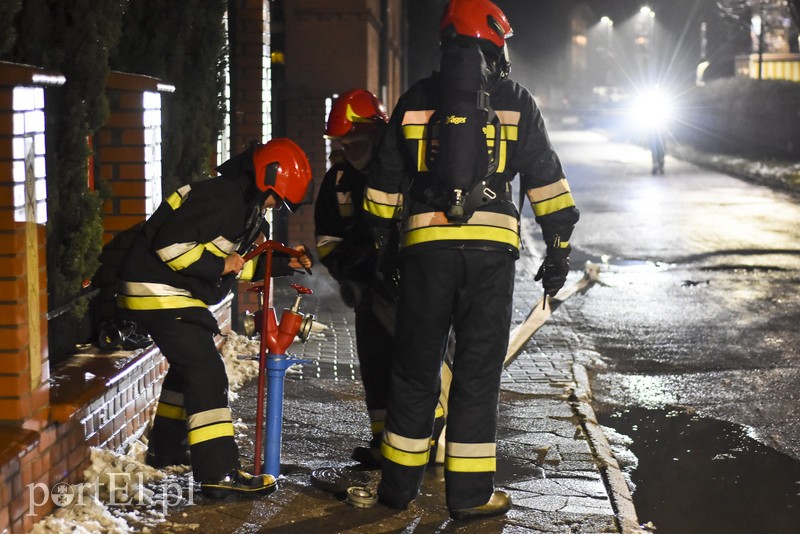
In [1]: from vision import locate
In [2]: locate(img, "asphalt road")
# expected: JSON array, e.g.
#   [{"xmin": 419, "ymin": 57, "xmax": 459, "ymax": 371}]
[{"xmin": 542, "ymin": 128, "xmax": 800, "ymax": 532}]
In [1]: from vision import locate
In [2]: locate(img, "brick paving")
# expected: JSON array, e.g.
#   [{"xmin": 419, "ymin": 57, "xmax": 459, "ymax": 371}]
[{"xmin": 153, "ymin": 243, "xmax": 639, "ymax": 533}]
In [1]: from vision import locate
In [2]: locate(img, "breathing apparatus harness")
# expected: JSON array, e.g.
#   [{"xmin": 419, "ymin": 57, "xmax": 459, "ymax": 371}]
[{"xmin": 422, "ymin": 35, "xmax": 510, "ymax": 223}]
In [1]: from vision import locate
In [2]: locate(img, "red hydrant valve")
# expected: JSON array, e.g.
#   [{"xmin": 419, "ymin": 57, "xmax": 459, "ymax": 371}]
[{"xmin": 290, "ymin": 283, "xmax": 313, "ymax": 295}]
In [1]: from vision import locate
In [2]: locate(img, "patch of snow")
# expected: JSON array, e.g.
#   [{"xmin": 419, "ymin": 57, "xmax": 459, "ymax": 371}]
[
  {"xmin": 601, "ymin": 424, "xmax": 639, "ymax": 494},
  {"xmin": 220, "ymin": 332, "xmax": 261, "ymax": 402},
  {"xmin": 33, "ymin": 333, "xmax": 264, "ymax": 532},
  {"xmin": 32, "ymin": 441, "xmax": 194, "ymax": 533}
]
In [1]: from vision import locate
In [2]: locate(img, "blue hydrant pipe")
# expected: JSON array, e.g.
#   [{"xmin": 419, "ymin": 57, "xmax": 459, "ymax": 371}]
[{"xmin": 263, "ymin": 353, "xmax": 311, "ymax": 477}]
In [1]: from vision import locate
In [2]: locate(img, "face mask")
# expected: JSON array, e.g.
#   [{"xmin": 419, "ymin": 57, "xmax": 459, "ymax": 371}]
[{"xmin": 339, "ymin": 134, "xmax": 375, "ymax": 171}]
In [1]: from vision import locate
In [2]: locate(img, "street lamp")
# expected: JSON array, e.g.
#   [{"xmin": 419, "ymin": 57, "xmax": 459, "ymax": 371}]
[{"xmin": 636, "ymin": 6, "xmax": 656, "ymax": 85}]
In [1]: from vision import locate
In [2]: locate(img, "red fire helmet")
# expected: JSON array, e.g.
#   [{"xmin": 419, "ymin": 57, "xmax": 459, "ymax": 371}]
[
  {"xmin": 324, "ymin": 89, "xmax": 388, "ymax": 139},
  {"xmin": 440, "ymin": 0, "xmax": 513, "ymax": 49},
  {"xmin": 252, "ymin": 138, "xmax": 312, "ymax": 212}
]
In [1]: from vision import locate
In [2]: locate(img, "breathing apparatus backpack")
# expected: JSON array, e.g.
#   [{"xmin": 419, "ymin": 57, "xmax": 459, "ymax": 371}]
[{"xmin": 425, "ymin": 37, "xmax": 501, "ymax": 223}]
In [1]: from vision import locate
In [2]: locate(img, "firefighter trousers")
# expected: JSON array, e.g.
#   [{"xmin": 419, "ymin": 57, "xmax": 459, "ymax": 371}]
[
  {"xmin": 378, "ymin": 248, "xmax": 515, "ymax": 510},
  {"xmin": 354, "ymin": 300, "xmax": 395, "ymax": 443},
  {"xmin": 144, "ymin": 316, "xmax": 239, "ymax": 483}
]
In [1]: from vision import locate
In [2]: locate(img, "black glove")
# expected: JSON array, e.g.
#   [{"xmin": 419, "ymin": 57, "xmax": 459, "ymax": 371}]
[{"xmin": 534, "ymin": 247, "xmax": 570, "ymax": 297}]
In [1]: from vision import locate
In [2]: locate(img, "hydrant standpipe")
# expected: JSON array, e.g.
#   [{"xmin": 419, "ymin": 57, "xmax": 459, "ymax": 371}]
[{"xmin": 242, "ymin": 241, "xmax": 314, "ymax": 476}]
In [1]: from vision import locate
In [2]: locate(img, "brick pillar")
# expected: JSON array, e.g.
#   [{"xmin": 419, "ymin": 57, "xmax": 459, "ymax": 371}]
[
  {"xmin": 93, "ymin": 72, "xmax": 175, "ymax": 327},
  {"xmin": 229, "ymin": 0, "xmax": 272, "ymax": 321},
  {"xmin": 0, "ymin": 63, "xmax": 66, "ymax": 431},
  {"xmin": 230, "ymin": 0, "xmax": 271, "ymax": 154}
]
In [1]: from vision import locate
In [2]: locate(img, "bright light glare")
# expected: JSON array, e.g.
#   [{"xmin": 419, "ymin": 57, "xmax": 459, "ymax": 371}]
[
  {"xmin": 630, "ymin": 88, "xmax": 673, "ymax": 130},
  {"xmin": 601, "ymin": 16, "xmax": 613, "ymax": 26},
  {"xmin": 640, "ymin": 6, "xmax": 654, "ymax": 17}
]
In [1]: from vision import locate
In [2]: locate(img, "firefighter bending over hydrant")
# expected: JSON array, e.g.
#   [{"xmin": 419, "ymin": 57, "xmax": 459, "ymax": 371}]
[{"xmin": 116, "ymin": 139, "xmax": 313, "ymax": 498}]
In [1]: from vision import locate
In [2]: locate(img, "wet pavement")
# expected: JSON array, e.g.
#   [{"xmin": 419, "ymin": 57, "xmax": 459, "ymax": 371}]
[{"xmin": 152, "ymin": 235, "xmax": 638, "ymax": 533}]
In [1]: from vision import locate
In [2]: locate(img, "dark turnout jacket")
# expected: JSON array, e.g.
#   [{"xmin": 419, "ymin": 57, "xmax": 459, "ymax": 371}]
[
  {"xmin": 117, "ymin": 149, "xmax": 293, "ymax": 329},
  {"xmin": 364, "ymin": 73, "xmax": 580, "ymax": 257}
]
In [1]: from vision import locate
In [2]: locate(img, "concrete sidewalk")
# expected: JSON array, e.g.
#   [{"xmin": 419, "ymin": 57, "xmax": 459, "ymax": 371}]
[{"xmin": 155, "ymin": 245, "xmax": 641, "ymax": 533}]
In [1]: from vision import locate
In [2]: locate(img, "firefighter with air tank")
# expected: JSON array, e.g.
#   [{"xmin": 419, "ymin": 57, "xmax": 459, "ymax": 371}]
[{"xmin": 364, "ymin": 0, "xmax": 580, "ymax": 520}]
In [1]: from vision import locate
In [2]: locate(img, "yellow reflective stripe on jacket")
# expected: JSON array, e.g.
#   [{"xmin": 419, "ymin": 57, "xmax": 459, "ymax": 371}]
[
  {"xmin": 364, "ymin": 187, "xmax": 402, "ymax": 220},
  {"xmin": 402, "ymin": 110, "xmax": 435, "ymax": 125},
  {"xmin": 120, "ymin": 281, "xmax": 193, "ymax": 297},
  {"xmin": 165, "ymin": 184, "xmax": 192, "ymax": 210},
  {"xmin": 316, "ymin": 236, "xmax": 342, "ymax": 260},
  {"xmin": 155, "ymin": 402, "xmax": 186, "ymax": 420},
  {"xmin": 157, "ymin": 242, "xmax": 205, "ymax": 271},
  {"xmin": 336, "ymin": 191, "xmax": 354, "ymax": 218},
  {"xmin": 188, "ymin": 422, "xmax": 235, "ymax": 445},
  {"xmin": 527, "ymin": 178, "xmax": 577, "ymax": 217},
  {"xmin": 239, "ymin": 258, "xmax": 257, "ymax": 281},
  {"xmin": 117, "ymin": 281, "xmax": 206, "ymax": 310},
  {"xmin": 445, "ymin": 441, "xmax": 497, "ymax": 473},
  {"xmin": 403, "ymin": 211, "xmax": 519, "ymax": 249},
  {"xmin": 402, "ymin": 124, "xmax": 426, "ymax": 140},
  {"xmin": 528, "ymin": 178, "xmax": 571, "ymax": 203},
  {"xmin": 208, "ymin": 236, "xmax": 237, "ymax": 257},
  {"xmin": 531, "ymin": 192, "xmax": 577, "ymax": 218},
  {"xmin": 117, "ymin": 295, "xmax": 208, "ymax": 310}
]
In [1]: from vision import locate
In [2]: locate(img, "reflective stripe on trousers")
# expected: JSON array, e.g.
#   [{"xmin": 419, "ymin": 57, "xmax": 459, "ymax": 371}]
[
  {"xmin": 378, "ymin": 249, "xmax": 515, "ymax": 509},
  {"xmin": 143, "ymin": 317, "xmax": 239, "ymax": 483}
]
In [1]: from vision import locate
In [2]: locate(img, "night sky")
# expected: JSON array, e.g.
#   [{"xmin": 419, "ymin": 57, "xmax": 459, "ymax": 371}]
[{"xmin": 406, "ymin": 1, "xmax": 738, "ymax": 103}]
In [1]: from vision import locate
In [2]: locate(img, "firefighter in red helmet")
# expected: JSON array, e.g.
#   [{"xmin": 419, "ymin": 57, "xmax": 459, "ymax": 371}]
[
  {"xmin": 365, "ymin": 0, "xmax": 580, "ymax": 520},
  {"xmin": 117, "ymin": 139, "xmax": 313, "ymax": 497},
  {"xmin": 316, "ymin": 89, "xmax": 444, "ymax": 468}
]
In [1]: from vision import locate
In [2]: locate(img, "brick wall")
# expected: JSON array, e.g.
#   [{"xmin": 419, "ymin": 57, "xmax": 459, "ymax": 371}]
[
  {"xmin": 0, "ymin": 64, "xmax": 57, "ymax": 436},
  {"xmin": 0, "ymin": 296, "xmax": 231, "ymax": 533},
  {"xmin": 281, "ymin": 0, "xmax": 403, "ymax": 247},
  {"xmin": 229, "ymin": 0, "xmax": 272, "ymax": 320},
  {"xmin": 92, "ymin": 72, "xmax": 174, "ymax": 330}
]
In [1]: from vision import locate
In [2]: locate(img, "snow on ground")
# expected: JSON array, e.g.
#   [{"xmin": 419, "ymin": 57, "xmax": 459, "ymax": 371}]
[
  {"xmin": 31, "ymin": 332, "xmax": 265, "ymax": 533},
  {"xmin": 220, "ymin": 332, "xmax": 261, "ymax": 402}
]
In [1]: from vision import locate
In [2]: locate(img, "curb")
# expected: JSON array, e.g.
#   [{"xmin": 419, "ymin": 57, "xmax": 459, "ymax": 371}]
[{"xmin": 572, "ymin": 363, "xmax": 644, "ymax": 534}]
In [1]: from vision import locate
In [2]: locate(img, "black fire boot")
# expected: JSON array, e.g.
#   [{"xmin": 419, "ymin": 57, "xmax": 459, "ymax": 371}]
[{"xmin": 351, "ymin": 446, "xmax": 382, "ymax": 469}]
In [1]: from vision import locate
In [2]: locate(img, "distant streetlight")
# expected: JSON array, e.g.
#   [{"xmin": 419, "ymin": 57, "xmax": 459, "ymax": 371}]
[
  {"xmin": 637, "ymin": 6, "xmax": 656, "ymax": 84},
  {"xmin": 601, "ymin": 16, "xmax": 614, "ymax": 50}
]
